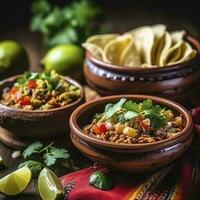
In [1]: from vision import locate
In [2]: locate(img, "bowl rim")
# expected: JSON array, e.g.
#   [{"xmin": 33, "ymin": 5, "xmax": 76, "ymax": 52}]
[
  {"xmin": 85, "ymin": 35, "xmax": 200, "ymax": 73},
  {"xmin": 70, "ymin": 94, "xmax": 193, "ymax": 151},
  {"xmin": 0, "ymin": 74, "xmax": 84, "ymax": 113}
]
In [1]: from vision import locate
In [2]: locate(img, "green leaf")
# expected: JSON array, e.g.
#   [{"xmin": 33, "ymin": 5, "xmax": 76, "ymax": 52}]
[
  {"xmin": 22, "ymin": 142, "xmax": 43, "ymax": 159},
  {"xmin": 31, "ymin": 0, "xmax": 51, "ymax": 15},
  {"xmin": 43, "ymin": 7, "xmax": 65, "ymax": 29},
  {"xmin": 47, "ymin": 26, "xmax": 78, "ymax": 47},
  {"xmin": 144, "ymin": 106, "xmax": 166, "ymax": 129},
  {"xmin": 141, "ymin": 99, "xmax": 153, "ymax": 110},
  {"xmin": 18, "ymin": 160, "xmax": 44, "ymax": 178},
  {"xmin": 116, "ymin": 113, "xmax": 126, "ymax": 123},
  {"xmin": 71, "ymin": 0, "xmax": 101, "ymax": 26},
  {"xmin": 89, "ymin": 171, "xmax": 112, "ymax": 190},
  {"xmin": 103, "ymin": 98, "xmax": 126, "ymax": 119},
  {"xmin": 43, "ymin": 147, "xmax": 70, "ymax": 166},
  {"xmin": 124, "ymin": 111, "xmax": 139, "ymax": 120},
  {"xmin": 105, "ymin": 103, "xmax": 113, "ymax": 112},
  {"xmin": 124, "ymin": 101, "xmax": 138, "ymax": 111},
  {"xmin": 30, "ymin": 0, "xmax": 102, "ymax": 47}
]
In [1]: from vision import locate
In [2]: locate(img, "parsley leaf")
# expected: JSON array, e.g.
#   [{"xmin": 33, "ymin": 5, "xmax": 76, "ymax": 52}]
[
  {"xmin": 124, "ymin": 101, "xmax": 138, "ymax": 111},
  {"xmin": 43, "ymin": 147, "xmax": 70, "ymax": 166},
  {"xmin": 103, "ymin": 98, "xmax": 126, "ymax": 119},
  {"xmin": 124, "ymin": 111, "xmax": 139, "ymax": 120},
  {"xmin": 144, "ymin": 105, "xmax": 166, "ymax": 129},
  {"xmin": 22, "ymin": 141, "xmax": 43, "ymax": 159},
  {"xmin": 141, "ymin": 99, "xmax": 153, "ymax": 110},
  {"xmin": 30, "ymin": 0, "xmax": 102, "ymax": 47}
]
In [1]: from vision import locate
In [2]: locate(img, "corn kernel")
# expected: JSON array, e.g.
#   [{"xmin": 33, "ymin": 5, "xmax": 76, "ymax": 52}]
[
  {"xmin": 164, "ymin": 110, "xmax": 174, "ymax": 121},
  {"xmin": 123, "ymin": 127, "xmax": 138, "ymax": 137},
  {"xmin": 174, "ymin": 116, "xmax": 182, "ymax": 127},
  {"xmin": 115, "ymin": 123, "xmax": 125, "ymax": 134}
]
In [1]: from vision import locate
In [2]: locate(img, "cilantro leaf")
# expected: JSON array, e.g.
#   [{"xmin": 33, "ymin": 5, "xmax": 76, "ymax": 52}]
[
  {"xmin": 105, "ymin": 103, "xmax": 113, "ymax": 112},
  {"xmin": 144, "ymin": 106, "xmax": 166, "ymax": 129},
  {"xmin": 22, "ymin": 142, "xmax": 43, "ymax": 159},
  {"xmin": 43, "ymin": 147, "xmax": 70, "ymax": 166},
  {"xmin": 30, "ymin": 0, "xmax": 102, "ymax": 47},
  {"xmin": 124, "ymin": 111, "xmax": 139, "ymax": 120},
  {"xmin": 116, "ymin": 113, "xmax": 126, "ymax": 123},
  {"xmin": 141, "ymin": 99, "xmax": 153, "ymax": 110},
  {"xmin": 103, "ymin": 98, "xmax": 126, "ymax": 119},
  {"xmin": 124, "ymin": 101, "xmax": 138, "ymax": 111}
]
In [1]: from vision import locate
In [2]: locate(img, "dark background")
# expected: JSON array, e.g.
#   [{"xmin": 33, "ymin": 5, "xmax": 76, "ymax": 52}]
[
  {"xmin": 0, "ymin": 0, "xmax": 200, "ymax": 35},
  {"xmin": 0, "ymin": 0, "xmax": 199, "ymax": 67}
]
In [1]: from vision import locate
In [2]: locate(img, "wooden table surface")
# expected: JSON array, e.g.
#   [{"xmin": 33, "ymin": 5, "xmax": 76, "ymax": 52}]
[{"xmin": 0, "ymin": 13, "xmax": 199, "ymax": 198}]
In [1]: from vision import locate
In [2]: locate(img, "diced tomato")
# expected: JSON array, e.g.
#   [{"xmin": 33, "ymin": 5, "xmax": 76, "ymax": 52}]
[
  {"xmin": 93, "ymin": 123, "xmax": 107, "ymax": 135},
  {"xmin": 28, "ymin": 80, "xmax": 37, "ymax": 89},
  {"xmin": 21, "ymin": 96, "xmax": 31, "ymax": 106}
]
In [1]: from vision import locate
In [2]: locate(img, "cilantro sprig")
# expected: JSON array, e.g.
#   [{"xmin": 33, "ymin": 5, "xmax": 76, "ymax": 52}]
[
  {"xmin": 30, "ymin": 0, "xmax": 102, "ymax": 48},
  {"xmin": 101, "ymin": 98, "xmax": 167, "ymax": 129},
  {"xmin": 19, "ymin": 141, "xmax": 71, "ymax": 177},
  {"xmin": 22, "ymin": 141, "xmax": 70, "ymax": 166}
]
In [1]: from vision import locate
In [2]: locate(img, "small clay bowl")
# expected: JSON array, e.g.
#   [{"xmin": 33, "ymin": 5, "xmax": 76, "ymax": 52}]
[
  {"xmin": 71, "ymin": 131, "xmax": 192, "ymax": 173},
  {"xmin": 0, "ymin": 75, "xmax": 85, "ymax": 139},
  {"xmin": 84, "ymin": 36, "xmax": 200, "ymax": 104},
  {"xmin": 70, "ymin": 95, "xmax": 193, "ymax": 152},
  {"xmin": 70, "ymin": 95, "xmax": 193, "ymax": 172}
]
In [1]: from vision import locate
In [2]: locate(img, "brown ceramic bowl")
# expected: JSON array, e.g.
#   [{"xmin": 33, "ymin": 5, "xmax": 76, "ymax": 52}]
[
  {"xmin": 70, "ymin": 95, "xmax": 193, "ymax": 172},
  {"xmin": 0, "ymin": 75, "xmax": 85, "ymax": 139},
  {"xmin": 71, "ymin": 132, "xmax": 192, "ymax": 172},
  {"xmin": 84, "ymin": 36, "xmax": 200, "ymax": 105}
]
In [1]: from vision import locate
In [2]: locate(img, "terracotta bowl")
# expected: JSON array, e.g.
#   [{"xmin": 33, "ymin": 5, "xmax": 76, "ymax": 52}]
[
  {"xmin": 0, "ymin": 75, "xmax": 85, "ymax": 139},
  {"xmin": 84, "ymin": 36, "xmax": 200, "ymax": 105},
  {"xmin": 70, "ymin": 95, "xmax": 193, "ymax": 172}
]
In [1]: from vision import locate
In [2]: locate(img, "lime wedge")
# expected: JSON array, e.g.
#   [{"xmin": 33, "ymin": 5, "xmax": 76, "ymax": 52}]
[
  {"xmin": 38, "ymin": 168, "xmax": 64, "ymax": 200},
  {"xmin": 0, "ymin": 166, "xmax": 31, "ymax": 196}
]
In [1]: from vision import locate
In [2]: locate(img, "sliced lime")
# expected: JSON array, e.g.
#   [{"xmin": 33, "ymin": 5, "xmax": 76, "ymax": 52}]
[
  {"xmin": 0, "ymin": 166, "xmax": 31, "ymax": 196},
  {"xmin": 38, "ymin": 168, "xmax": 64, "ymax": 200}
]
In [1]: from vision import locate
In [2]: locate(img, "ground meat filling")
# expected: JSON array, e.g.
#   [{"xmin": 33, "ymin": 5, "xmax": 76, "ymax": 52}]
[{"xmin": 83, "ymin": 98, "xmax": 183, "ymax": 144}]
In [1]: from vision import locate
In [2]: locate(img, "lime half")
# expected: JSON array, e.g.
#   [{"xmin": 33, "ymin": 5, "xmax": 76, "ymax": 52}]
[
  {"xmin": 0, "ymin": 166, "xmax": 31, "ymax": 196},
  {"xmin": 38, "ymin": 168, "xmax": 64, "ymax": 200}
]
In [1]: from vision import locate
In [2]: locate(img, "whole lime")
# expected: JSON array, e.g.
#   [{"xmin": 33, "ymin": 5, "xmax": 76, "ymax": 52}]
[
  {"xmin": 0, "ymin": 40, "xmax": 29, "ymax": 79},
  {"xmin": 41, "ymin": 44, "xmax": 84, "ymax": 80}
]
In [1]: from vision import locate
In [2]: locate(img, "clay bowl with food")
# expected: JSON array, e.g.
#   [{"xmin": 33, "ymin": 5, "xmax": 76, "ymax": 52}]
[
  {"xmin": 84, "ymin": 36, "xmax": 200, "ymax": 105},
  {"xmin": 0, "ymin": 73, "xmax": 85, "ymax": 139},
  {"xmin": 70, "ymin": 95, "xmax": 193, "ymax": 172}
]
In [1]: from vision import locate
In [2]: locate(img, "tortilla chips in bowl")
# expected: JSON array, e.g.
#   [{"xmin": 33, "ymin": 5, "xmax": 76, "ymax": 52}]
[{"xmin": 83, "ymin": 24, "xmax": 200, "ymax": 105}]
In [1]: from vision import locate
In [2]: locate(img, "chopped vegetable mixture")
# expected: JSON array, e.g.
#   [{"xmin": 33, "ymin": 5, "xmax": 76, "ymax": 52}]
[
  {"xmin": 0, "ymin": 71, "xmax": 81, "ymax": 110},
  {"xmin": 83, "ymin": 98, "xmax": 184, "ymax": 144}
]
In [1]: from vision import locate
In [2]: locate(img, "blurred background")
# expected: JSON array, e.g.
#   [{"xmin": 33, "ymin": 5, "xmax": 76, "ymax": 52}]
[{"xmin": 0, "ymin": 0, "xmax": 199, "ymax": 71}]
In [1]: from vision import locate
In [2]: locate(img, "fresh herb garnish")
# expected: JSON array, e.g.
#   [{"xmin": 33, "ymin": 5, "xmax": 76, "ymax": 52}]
[
  {"xmin": 43, "ymin": 147, "xmax": 70, "ymax": 166},
  {"xmin": 22, "ymin": 141, "xmax": 70, "ymax": 167},
  {"xmin": 22, "ymin": 141, "xmax": 43, "ymax": 159},
  {"xmin": 30, "ymin": 0, "xmax": 102, "ymax": 47},
  {"xmin": 101, "ymin": 98, "xmax": 167, "ymax": 129},
  {"xmin": 103, "ymin": 98, "xmax": 126, "ymax": 120}
]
